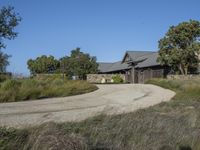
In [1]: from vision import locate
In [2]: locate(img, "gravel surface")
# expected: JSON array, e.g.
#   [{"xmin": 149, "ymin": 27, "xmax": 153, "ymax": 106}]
[{"xmin": 0, "ymin": 84, "xmax": 175, "ymax": 128}]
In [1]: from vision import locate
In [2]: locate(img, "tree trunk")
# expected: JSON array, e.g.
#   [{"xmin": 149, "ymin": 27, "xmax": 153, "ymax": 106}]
[
  {"xmin": 184, "ymin": 67, "xmax": 188, "ymax": 75},
  {"xmin": 179, "ymin": 64, "xmax": 185, "ymax": 75},
  {"xmin": 179, "ymin": 64, "xmax": 189, "ymax": 75}
]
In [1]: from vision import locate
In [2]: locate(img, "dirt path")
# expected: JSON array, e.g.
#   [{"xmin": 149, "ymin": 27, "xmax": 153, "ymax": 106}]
[{"xmin": 0, "ymin": 84, "xmax": 175, "ymax": 128}]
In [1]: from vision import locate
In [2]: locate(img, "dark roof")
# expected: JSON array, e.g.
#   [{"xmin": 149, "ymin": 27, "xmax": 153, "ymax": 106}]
[
  {"xmin": 107, "ymin": 61, "xmax": 131, "ymax": 72},
  {"xmin": 98, "ymin": 62, "xmax": 113, "ymax": 73},
  {"xmin": 122, "ymin": 51, "xmax": 155, "ymax": 62},
  {"xmin": 98, "ymin": 61, "xmax": 130, "ymax": 73},
  {"xmin": 98, "ymin": 51, "xmax": 160, "ymax": 73},
  {"xmin": 135, "ymin": 52, "xmax": 160, "ymax": 68}
]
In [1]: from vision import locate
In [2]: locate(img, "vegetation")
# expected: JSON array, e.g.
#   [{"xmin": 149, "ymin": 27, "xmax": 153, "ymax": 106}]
[
  {"xmin": 0, "ymin": 51, "xmax": 10, "ymax": 72},
  {"xmin": 27, "ymin": 55, "xmax": 59, "ymax": 75},
  {"xmin": 0, "ymin": 6, "xmax": 21, "ymax": 49},
  {"xmin": 1, "ymin": 79, "xmax": 200, "ymax": 149},
  {"xmin": 0, "ymin": 6, "xmax": 21, "ymax": 73},
  {"xmin": 158, "ymin": 20, "xmax": 200, "ymax": 75},
  {"xmin": 60, "ymin": 48, "xmax": 98, "ymax": 80},
  {"xmin": 0, "ymin": 76, "xmax": 97, "ymax": 102},
  {"xmin": 27, "ymin": 48, "xmax": 98, "ymax": 79},
  {"xmin": 0, "ymin": 73, "xmax": 11, "ymax": 82},
  {"xmin": 146, "ymin": 78, "xmax": 200, "ymax": 104},
  {"xmin": 112, "ymin": 75, "xmax": 124, "ymax": 83}
]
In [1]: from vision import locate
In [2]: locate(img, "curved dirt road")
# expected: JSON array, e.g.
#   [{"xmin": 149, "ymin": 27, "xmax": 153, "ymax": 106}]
[{"xmin": 0, "ymin": 84, "xmax": 175, "ymax": 128}]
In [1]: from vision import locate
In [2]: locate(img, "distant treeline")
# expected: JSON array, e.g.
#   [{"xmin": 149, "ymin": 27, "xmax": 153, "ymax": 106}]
[{"xmin": 27, "ymin": 48, "xmax": 98, "ymax": 80}]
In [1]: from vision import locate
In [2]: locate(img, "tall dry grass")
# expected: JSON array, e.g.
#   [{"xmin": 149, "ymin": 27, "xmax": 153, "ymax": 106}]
[{"xmin": 0, "ymin": 76, "xmax": 97, "ymax": 102}]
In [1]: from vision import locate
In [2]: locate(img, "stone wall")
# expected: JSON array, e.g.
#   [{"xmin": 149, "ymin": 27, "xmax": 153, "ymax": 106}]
[
  {"xmin": 167, "ymin": 74, "xmax": 200, "ymax": 80},
  {"xmin": 87, "ymin": 74, "xmax": 126, "ymax": 83}
]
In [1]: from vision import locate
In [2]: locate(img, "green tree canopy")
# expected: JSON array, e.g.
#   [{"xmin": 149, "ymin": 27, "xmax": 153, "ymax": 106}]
[
  {"xmin": 60, "ymin": 48, "xmax": 98, "ymax": 79},
  {"xmin": 27, "ymin": 55, "xmax": 59, "ymax": 75},
  {"xmin": 59, "ymin": 56, "xmax": 73, "ymax": 78},
  {"xmin": 27, "ymin": 48, "xmax": 98, "ymax": 79},
  {"xmin": 0, "ymin": 6, "xmax": 21, "ymax": 73},
  {"xmin": 0, "ymin": 6, "xmax": 21, "ymax": 49},
  {"xmin": 158, "ymin": 20, "xmax": 200, "ymax": 75}
]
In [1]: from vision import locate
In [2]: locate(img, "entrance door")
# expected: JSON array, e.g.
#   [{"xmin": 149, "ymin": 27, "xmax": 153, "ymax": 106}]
[{"xmin": 138, "ymin": 70, "xmax": 144, "ymax": 83}]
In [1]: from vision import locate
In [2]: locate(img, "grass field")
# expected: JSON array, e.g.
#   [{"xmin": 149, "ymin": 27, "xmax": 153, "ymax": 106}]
[
  {"xmin": 0, "ymin": 76, "xmax": 98, "ymax": 102},
  {"xmin": 1, "ymin": 79, "xmax": 200, "ymax": 150}
]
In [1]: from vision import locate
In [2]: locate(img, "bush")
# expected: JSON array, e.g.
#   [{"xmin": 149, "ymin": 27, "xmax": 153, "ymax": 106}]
[{"xmin": 112, "ymin": 75, "xmax": 124, "ymax": 83}]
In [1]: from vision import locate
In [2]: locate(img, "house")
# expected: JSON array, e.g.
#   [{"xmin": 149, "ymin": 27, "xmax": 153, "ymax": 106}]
[{"xmin": 87, "ymin": 51, "xmax": 169, "ymax": 83}]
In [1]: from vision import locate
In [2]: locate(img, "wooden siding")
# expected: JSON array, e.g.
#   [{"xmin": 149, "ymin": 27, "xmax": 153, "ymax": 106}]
[{"xmin": 135, "ymin": 66, "xmax": 165, "ymax": 83}]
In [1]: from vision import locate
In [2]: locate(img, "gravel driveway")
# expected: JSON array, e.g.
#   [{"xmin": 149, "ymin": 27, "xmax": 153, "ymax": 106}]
[{"xmin": 0, "ymin": 84, "xmax": 175, "ymax": 128}]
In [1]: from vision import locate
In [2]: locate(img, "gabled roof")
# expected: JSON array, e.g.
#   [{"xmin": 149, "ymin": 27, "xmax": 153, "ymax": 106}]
[
  {"xmin": 122, "ymin": 51, "xmax": 155, "ymax": 62},
  {"xmin": 98, "ymin": 50, "xmax": 161, "ymax": 73}
]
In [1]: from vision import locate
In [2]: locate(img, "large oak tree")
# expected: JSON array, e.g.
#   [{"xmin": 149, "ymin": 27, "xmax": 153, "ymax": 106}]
[{"xmin": 158, "ymin": 20, "xmax": 200, "ymax": 75}]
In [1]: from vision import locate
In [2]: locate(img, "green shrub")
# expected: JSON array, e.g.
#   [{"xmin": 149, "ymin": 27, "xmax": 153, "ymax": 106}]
[{"xmin": 112, "ymin": 75, "xmax": 124, "ymax": 83}]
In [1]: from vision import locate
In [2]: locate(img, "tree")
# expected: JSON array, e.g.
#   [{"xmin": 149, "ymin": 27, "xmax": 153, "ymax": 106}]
[
  {"xmin": 157, "ymin": 20, "xmax": 200, "ymax": 75},
  {"xmin": 27, "ymin": 48, "xmax": 98, "ymax": 79},
  {"xmin": 27, "ymin": 55, "xmax": 59, "ymax": 75},
  {"xmin": 60, "ymin": 48, "xmax": 98, "ymax": 79},
  {"xmin": 0, "ymin": 51, "xmax": 10, "ymax": 72},
  {"xmin": 0, "ymin": 6, "xmax": 21, "ymax": 73},
  {"xmin": 0, "ymin": 6, "xmax": 21, "ymax": 49},
  {"xmin": 59, "ymin": 56, "xmax": 73, "ymax": 78}
]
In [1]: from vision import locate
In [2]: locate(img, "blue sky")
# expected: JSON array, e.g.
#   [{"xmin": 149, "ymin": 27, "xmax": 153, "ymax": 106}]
[{"xmin": 0, "ymin": 0, "xmax": 200, "ymax": 75}]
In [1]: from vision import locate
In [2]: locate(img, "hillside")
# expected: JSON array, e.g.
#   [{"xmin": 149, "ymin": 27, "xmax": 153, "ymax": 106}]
[{"xmin": 1, "ymin": 79, "xmax": 200, "ymax": 150}]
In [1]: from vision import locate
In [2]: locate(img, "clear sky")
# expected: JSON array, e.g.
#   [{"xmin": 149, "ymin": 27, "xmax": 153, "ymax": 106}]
[{"xmin": 0, "ymin": 0, "xmax": 200, "ymax": 75}]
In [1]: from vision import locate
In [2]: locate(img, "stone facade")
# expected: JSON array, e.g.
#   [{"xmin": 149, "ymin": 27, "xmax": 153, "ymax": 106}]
[
  {"xmin": 167, "ymin": 74, "xmax": 200, "ymax": 80},
  {"xmin": 87, "ymin": 74, "xmax": 126, "ymax": 83}
]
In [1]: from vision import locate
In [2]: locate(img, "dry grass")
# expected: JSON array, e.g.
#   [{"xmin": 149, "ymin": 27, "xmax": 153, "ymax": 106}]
[
  {"xmin": 0, "ymin": 79, "xmax": 200, "ymax": 150},
  {"xmin": 0, "ymin": 76, "xmax": 97, "ymax": 102}
]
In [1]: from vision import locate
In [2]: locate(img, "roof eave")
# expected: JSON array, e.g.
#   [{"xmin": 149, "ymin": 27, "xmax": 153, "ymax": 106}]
[{"xmin": 135, "ymin": 64, "xmax": 161, "ymax": 69}]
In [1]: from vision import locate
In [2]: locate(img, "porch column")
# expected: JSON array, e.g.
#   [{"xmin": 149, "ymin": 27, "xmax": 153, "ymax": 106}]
[{"xmin": 131, "ymin": 67, "xmax": 135, "ymax": 83}]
